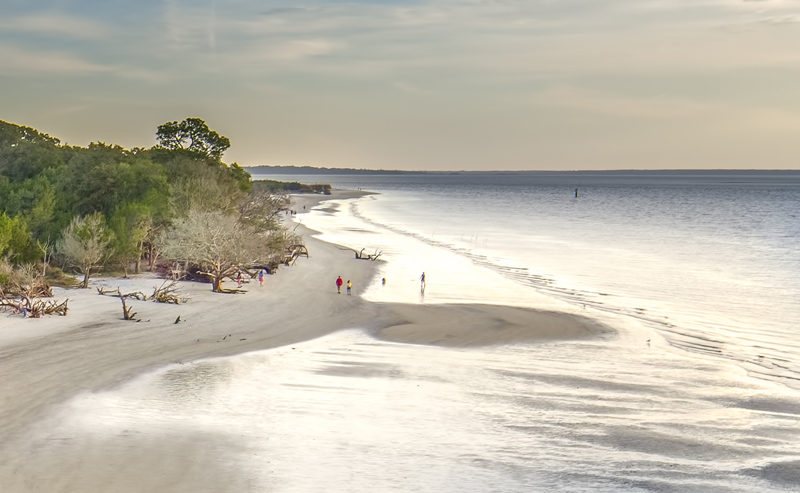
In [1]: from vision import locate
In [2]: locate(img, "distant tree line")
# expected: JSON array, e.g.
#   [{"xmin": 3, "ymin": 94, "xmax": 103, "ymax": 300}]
[
  {"xmin": 251, "ymin": 180, "xmax": 331, "ymax": 195},
  {"xmin": 0, "ymin": 117, "xmax": 303, "ymax": 297}
]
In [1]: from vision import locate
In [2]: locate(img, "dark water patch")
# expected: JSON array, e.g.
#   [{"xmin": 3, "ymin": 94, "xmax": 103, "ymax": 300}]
[
  {"xmin": 726, "ymin": 396, "xmax": 800, "ymax": 416},
  {"xmin": 312, "ymin": 360, "xmax": 405, "ymax": 379},
  {"xmin": 342, "ymin": 228, "xmax": 376, "ymax": 234},
  {"xmin": 599, "ymin": 426, "xmax": 744, "ymax": 461},
  {"xmin": 493, "ymin": 370, "xmax": 664, "ymax": 395},
  {"xmin": 734, "ymin": 437, "xmax": 784, "ymax": 448},
  {"xmin": 742, "ymin": 460, "xmax": 800, "ymax": 487}
]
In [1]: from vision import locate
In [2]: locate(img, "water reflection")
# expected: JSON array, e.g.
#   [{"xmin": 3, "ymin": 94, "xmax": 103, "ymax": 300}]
[{"xmin": 15, "ymin": 330, "xmax": 800, "ymax": 492}]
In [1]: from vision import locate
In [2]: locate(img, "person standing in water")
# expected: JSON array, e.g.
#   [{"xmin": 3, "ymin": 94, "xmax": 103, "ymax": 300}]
[
  {"xmin": 336, "ymin": 276, "xmax": 343, "ymax": 294},
  {"xmin": 420, "ymin": 272, "xmax": 426, "ymax": 289},
  {"xmin": 346, "ymin": 280, "xmax": 352, "ymax": 295}
]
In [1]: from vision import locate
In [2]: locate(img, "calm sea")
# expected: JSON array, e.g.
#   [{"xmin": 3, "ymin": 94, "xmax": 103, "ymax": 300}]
[
  {"xmin": 276, "ymin": 170, "xmax": 800, "ymax": 388},
  {"xmin": 24, "ymin": 170, "xmax": 800, "ymax": 492}
]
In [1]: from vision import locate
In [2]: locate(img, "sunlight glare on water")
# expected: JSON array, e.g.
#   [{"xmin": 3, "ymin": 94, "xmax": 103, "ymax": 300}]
[{"xmin": 40, "ymin": 329, "xmax": 800, "ymax": 492}]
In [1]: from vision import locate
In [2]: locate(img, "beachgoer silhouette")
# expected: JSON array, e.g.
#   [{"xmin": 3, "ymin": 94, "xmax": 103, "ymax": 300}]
[
  {"xmin": 382, "ymin": 277, "xmax": 386, "ymax": 285},
  {"xmin": 237, "ymin": 272, "xmax": 243, "ymax": 288},
  {"xmin": 420, "ymin": 272, "xmax": 426, "ymax": 288},
  {"xmin": 258, "ymin": 270, "xmax": 264, "ymax": 287},
  {"xmin": 336, "ymin": 276, "xmax": 343, "ymax": 294},
  {"xmin": 346, "ymin": 280, "xmax": 352, "ymax": 295}
]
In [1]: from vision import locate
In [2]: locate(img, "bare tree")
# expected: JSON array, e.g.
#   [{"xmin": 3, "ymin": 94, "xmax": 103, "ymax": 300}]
[
  {"xmin": 238, "ymin": 192, "xmax": 290, "ymax": 232},
  {"xmin": 36, "ymin": 238, "xmax": 53, "ymax": 278},
  {"xmin": 157, "ymin": 210, "xmax": 286, "ymax": 292},
  {"xmin": 56, "ymin": 213, "xmax": 114, "ymax": 288}
]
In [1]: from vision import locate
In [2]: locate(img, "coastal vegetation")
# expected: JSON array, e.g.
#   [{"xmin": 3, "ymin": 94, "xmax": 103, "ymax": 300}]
[
  {"xmin": 251, "ymin": 179, "xmax": 331, "ymax": 195},
  {"xmin": 0, "ymin": 117, "xmax": 313, "ymax": 314}
]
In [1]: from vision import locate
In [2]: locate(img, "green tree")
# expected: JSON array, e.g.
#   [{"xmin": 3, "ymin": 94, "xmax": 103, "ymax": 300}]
[
  {"xmin": 155, "ymin": 118, "xmax": 231, "ymax": 160},
  {"xmin": 109, "ymin": 202, "xmax": 153, "ymax": 277},
  {"xmin": 0, "ymin": 213, "xmax": 12, "ymax": 256},
  {"xmin": 62, "ymin": 146, "xmax": 171, "ymax": 218},
  {"xmin": 0, "ymin": 213, "xmax": 35, "ymax": 263},
  {"xmin": 0, "ymin": 120, "xmax": 66, "ymax": 182}
]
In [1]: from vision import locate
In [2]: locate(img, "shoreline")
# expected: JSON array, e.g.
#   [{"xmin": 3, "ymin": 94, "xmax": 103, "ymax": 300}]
[{"xmin": 0, "ymin": 189, "xmax": 608, "ymax": 489}]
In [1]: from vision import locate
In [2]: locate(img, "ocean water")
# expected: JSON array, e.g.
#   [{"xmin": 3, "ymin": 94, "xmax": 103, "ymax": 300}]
[
  {"xmin": 274, "ymin": 171, "xmax": 800, "ymax": 389},
  {"xmin": 25, "ymin": 170, "xmax": 800, "ymax": 491}
]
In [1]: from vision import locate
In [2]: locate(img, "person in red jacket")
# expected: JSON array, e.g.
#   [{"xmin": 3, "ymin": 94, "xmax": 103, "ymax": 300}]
[{"xmin": 336, "ymin": 275, "xmax": 343, "ymax": 294}]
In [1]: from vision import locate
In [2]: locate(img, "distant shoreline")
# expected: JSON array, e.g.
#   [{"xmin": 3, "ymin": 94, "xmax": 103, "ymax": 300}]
[{"xmin": 248, "ymin": 166, "xmax": 800, "ymax": 175}]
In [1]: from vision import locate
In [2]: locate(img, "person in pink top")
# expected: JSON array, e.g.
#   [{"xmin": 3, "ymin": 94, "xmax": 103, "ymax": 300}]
[{"xmin": 336, "ymin": 275, "xmax": 343, "ymax": 294}]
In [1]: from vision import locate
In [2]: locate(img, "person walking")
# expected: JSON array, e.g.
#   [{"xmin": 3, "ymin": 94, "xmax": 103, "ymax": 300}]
[
  {"xmin": 420, "ymin": 272, "xmax": 426, "ymax": 289},
  {"xmin": 346, "ymin": 280, "xmax": 352, "ymax": 295},
  {"xmin": 237, "ymin": 272, "xmax": 243, "ymax": 288},
  {"xmin": 258, "ymin": 270, "xmax": 264, "ymax": 287},
  {"xmin": 336, "ymin": 275, "xmax": 344, "ymax": 294}
]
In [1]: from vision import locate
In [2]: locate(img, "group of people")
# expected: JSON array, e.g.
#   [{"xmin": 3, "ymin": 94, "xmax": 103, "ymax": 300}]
[
  {"xmin": 335, "ymin": 275, "xmax": 352, "ymax": 295},
  {"xmin": 335, "ymin": 272, "xmax": 426, "ymax": 295},
  {"xmin": 233, "ymin": 270, "xmax": 266, "ymax": 288}
]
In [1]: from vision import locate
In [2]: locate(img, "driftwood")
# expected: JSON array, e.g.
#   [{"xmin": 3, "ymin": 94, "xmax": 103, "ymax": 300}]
[
  {"xmin": 149, "ymin": 280, "xmax": 188, "ymax": 304},
  {"xmin": 0, "ymin": 273, "xmax": 65, "ymax": 318},
  {"xmin": 0, "ymin": 297, "xmax": 69, "ymax": 318},
  {"xmin": 97, "ymin": 286, "xmax": 146, "ymax": 300},
  {"xmin": 119, "ymin": 294, "xmax": 137, "ymax": 321},
  {"xmin": 282, "ymin": 244, "xmax": 309, "ymax": 266},
  {"xmin": 350, "ymin": 247, "xmax": 383, "ymax": 261},
  {"xmin": 97, "ymin": 281, "xmax": 187, "ymax": 305}
]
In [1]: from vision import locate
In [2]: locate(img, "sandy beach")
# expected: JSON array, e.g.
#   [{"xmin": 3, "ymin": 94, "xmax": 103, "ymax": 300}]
[{"xmin": 0, "ymin": 190, "xmax": 605, "ymax": 492}]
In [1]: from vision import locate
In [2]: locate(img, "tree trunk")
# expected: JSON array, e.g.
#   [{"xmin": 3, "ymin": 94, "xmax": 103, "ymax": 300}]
[
  {"xmin": 149, "ymin": 250, "xmax": 160, "ymax": 271},
  {"xmin": 212, "ymin": 275, "xmax": 223, "ymax": 292},
  {"xmin": 81, "ymin": 270, "xmax": 90, "ymax": 289}
]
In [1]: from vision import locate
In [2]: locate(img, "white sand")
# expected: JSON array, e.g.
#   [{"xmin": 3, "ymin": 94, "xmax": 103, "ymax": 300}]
[{"xmin": 0, "ymin": 190, "xmax": 605, "ymax": 492}]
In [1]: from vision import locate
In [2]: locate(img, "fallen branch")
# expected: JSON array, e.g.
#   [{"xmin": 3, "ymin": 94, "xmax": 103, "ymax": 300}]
[
  {"xmin": 119, "ymin": 294, "xmax": 137, "ymax": 321},
  {"xmin": 346, "ymin": 247, "xmax": 383, "ymax": 261},
  {"xmin": 97, "ymin": 286, "xmax": 146, "ymax": 300},
  {"xmin": 148, "ymin": 280, "xmax": 188, "ymax": 304},
  {"xmin": 0, "ymin": 297, "xmax": 68, "ymax": 317}
]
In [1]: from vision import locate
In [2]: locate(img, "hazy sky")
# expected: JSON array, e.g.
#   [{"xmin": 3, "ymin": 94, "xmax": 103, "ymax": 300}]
[{"xmin": 2, "ymin": 0, "xmax": 800, "ymax": 170}]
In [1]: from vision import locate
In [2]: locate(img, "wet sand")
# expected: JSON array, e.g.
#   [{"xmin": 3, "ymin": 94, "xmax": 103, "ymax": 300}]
[{"xmin": 0, "ymin": 190, "xmax": 605, "ymax": 492}]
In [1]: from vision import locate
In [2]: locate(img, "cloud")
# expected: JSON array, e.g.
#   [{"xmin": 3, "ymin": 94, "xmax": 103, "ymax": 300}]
[
  {"xmin": 0, "ymin": 44, "xmax": 111, "ymax": 75},
  {"xmin": 244, "ymin": 39, "xmax": 346, "ymax": 62},
  {"xmin": 529, "ymin": 86, "xmax": 716, "ymax": 120},
  {"xmin": 0, "ymin": 13, "xmax": 112, "ymax": 39}
]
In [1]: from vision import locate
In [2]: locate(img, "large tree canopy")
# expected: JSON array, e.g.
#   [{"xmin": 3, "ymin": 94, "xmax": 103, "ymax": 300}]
[
  {"xmin": 155, "ymin": 118, "xmax": 231, "ymax": 160},
  {"xmin": 157, "ymin": 210, "xmax": 286, "ymax": 292},
  {"xmin": 0, "ymin": 118, "xmax": 310, "ymax": 293}
]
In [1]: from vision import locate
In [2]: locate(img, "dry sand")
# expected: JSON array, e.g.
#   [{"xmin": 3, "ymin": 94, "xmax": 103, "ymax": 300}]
[{"xmin": 0, "ymin": 190, "xmax": 606, "ymax": 492}]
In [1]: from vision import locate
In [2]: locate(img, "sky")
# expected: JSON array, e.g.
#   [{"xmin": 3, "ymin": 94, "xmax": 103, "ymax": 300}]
[{"xmin": 2, "ymin": 0, "xmax": 800, "ymax": 171}]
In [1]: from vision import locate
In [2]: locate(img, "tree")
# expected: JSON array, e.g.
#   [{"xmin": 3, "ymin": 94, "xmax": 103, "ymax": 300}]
[
  {"xmin": 238, "ymin": 191, "xmax": 290, "ymax": 232},
  {"xmin": 0, "ymin": 213, "xmax": 12, "ymax": 256},
  {"xmin": 56, "ymin": 213, "xmax": 114, "ymax": 288},
  {"xmin": 0, "ymin": 213, "xmax": 34, "ymax": 263},
  {"xmin": 109, "ymin": 202, "xmax": 153, "ymax": 277},
  {"xmin": 155, "ymin": 118, "xmax": 231, "ymax": 160},
  {"xmin": 157, "ymin": 210, "xmax": 285, "ymax": 292}
]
